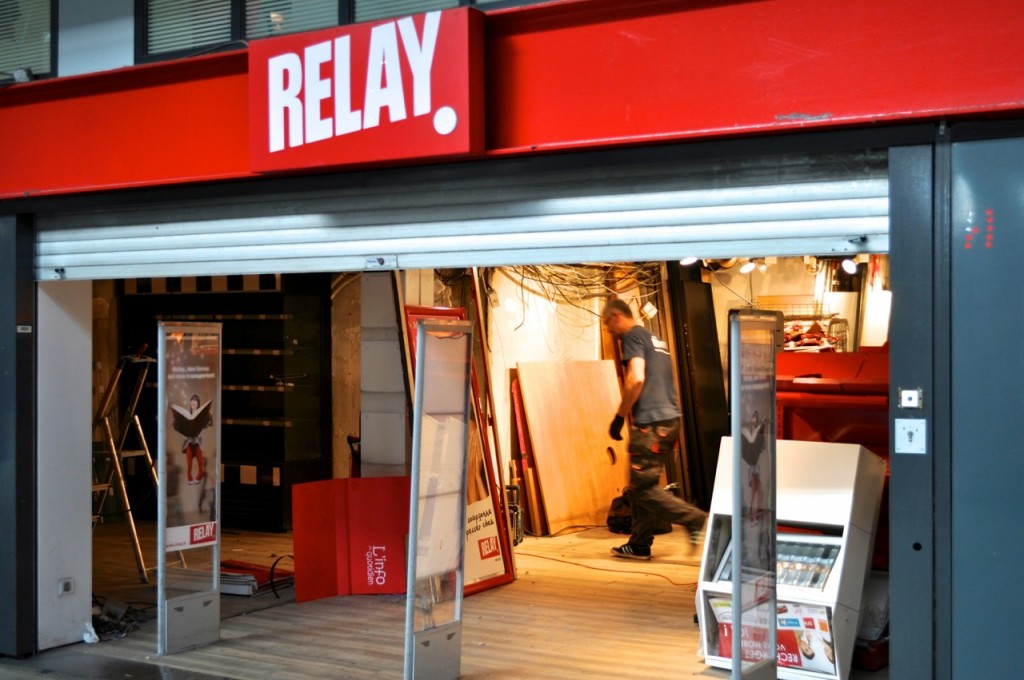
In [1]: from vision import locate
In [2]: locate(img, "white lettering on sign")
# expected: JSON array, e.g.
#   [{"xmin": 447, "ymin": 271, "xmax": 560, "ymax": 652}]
[
  {"xmin": 366, "ymin": 544, "xmax": 388, "ymax": 586},
  {"xmin": 267, "ymin": 12, "xmax": 446, "ymax": 153},
  {"xmin": 191, "ymin": 522, "xmax": 217, "ymax": 544}
]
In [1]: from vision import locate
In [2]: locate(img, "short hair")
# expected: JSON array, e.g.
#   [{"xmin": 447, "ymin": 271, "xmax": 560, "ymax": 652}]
[{"xmin": 602, "ymin": 298, "xmax": 633, "ymax": 319}]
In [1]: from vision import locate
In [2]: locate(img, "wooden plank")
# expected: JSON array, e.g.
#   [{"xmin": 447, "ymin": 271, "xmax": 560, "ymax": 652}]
[
  {"xmin": 511, "ymin": 374, "xmax": 546, "ymax": 535},
  {"xmin": 516, "ymin": 361, "xmax": 629, "ymax": 534}
]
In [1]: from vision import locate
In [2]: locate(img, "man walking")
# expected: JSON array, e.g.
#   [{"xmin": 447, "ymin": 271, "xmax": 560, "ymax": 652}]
[{"xmin": 602, "ymin": 298, "xmax": 707, "ymax": 560}]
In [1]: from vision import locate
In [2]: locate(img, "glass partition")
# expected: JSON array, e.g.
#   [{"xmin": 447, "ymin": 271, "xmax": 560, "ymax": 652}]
[{"xmin": 403, "ymin": 319, "xmax": 473, "ymax": 680}]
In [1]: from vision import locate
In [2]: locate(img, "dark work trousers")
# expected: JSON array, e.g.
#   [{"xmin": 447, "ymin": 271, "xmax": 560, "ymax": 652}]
[{"xmin": 627, "ymin": 419, "xmax": 707, "ymax": 549}]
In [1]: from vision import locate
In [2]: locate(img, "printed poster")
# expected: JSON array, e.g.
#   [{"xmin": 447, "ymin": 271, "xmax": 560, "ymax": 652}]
[
  {"xmin": 709, "ymin": 597, "xmax": 837, "ymax": 676},
  {"xmin": 160, "ymin": 324, "xmax": 222, "ymax": 552},
  {"xmin": 729, "ymin": 308, "xmax": 782, "ymax": 678}
]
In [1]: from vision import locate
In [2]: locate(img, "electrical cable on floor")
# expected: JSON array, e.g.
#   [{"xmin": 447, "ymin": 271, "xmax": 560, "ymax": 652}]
[
  {"xmin": 268, "ymin": 554, "xmax": 294, "ymax": 598},
  {"xmin": 515, "ymin": 551, "xmax": 698, "ymax": 589},
  {"xmin": 91, "ymin": 595, "xmax": 145, "ymax": 640},
  {"xmin": 516, "ymin": 524, "xmax": 699, "ymax": 588}
]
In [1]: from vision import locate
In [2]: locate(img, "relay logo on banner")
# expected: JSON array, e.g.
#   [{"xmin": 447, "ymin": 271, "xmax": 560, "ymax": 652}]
[
  {"xmin": 249, "ymin": 8, "xmax": 484, "ymax": 173},
  {"xmin": 477, "ymin": 535, "xmax": 500, "ymax": 560},
  {"xmin": 191, "ymin": 522, "xmax": 217, "ymax": 546}
]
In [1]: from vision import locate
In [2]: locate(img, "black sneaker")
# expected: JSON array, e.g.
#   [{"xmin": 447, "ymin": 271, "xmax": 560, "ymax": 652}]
[{"xmin": 611, "ymin": 544, "xmax": 651, "ymax": 560}]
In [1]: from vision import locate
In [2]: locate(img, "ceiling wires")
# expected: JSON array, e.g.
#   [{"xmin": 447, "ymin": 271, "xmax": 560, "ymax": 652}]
[{"xmin": 494, "ymin": 263, "xmax": 662, "ymax": 315}]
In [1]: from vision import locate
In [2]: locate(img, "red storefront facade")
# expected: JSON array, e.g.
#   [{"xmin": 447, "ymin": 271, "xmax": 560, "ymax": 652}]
[
  {"xmin": 2, "ymin": 0, "xmax": 1022, "ymax": 200},
  {"xmin": 3, "ymin": 0, "xmax": 1024, "ymax": 676}
]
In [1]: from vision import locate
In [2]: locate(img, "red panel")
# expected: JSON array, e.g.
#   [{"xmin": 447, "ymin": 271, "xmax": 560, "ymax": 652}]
[
  {"xmin": 292, "ymin": 478, "xmax": 351, "ymax": 602},
  {"xmin": 2, "ymin": 0, "xmax": 1024, "ymax": 197},
  {"xmin": 347, "ymin": 476, "xmax": 410, "ymax": 595},
  {"xmin": 485, "ymin": 0, "xmax": 1024, "ymax": 152},
  {"xmin": 0, "ymin": 52, "xmax": 254, "ymax": 199},
  {"xmin": 292, "ymin": 476, "xmax": 410, "ymax": 600},
  {"xmin": 248, "ymin": 8, "xmax": 484, "ymax": 173}
]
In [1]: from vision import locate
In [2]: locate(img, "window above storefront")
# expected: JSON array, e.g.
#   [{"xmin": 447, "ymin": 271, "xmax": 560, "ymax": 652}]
[
  {"xmin": 137, "ymin": 0, "xmax": 521, "ymax": 63},
  {"xmin": 0, "ymin": 0, "xmax": 52, "ymax": 83}
]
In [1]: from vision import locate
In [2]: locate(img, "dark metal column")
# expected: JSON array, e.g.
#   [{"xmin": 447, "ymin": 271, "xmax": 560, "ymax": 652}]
[
  {"xmin": 0, "ymin": 214, "xmax": 37, "ymax": 657},
  {"xmin": 888, "ymin": 143, "xmax": 940, "ymax": 680},
  {"xmin": 947, "ymin": 135, "xmax": 1024, "ymax": 680}
]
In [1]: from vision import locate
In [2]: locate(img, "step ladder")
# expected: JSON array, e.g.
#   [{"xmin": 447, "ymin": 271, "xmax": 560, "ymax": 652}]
[{"xmin": 92, "ymin": 347, "xmax": 184, "ymax": 583}]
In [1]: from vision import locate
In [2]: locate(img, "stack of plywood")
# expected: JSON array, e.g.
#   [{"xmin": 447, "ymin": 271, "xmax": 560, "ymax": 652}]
[{"xmin": 516, "ymin": 361, "xmax": 629, "ymax": 535}]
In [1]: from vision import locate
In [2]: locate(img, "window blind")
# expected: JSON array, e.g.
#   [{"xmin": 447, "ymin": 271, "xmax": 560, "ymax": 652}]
[
  {"xmin": 245, "ymin": 1, "xmax": 339, "ymax": 40},
  {"xmin": 0, "ymin": 0, "xmax": 50, "ymax": 77},
  {"xmin": 354, "ymin": 0, "xmax": 456, "ymax": 24},
  {"xmin": 146, "ymin": 0, "xmax": 232, "ymax": 56}
]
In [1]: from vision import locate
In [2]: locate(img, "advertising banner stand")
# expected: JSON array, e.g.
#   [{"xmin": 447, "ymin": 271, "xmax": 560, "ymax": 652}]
[
  {"xmin": 156, "ymin": 322, "xmax": 223, "ymax": 655},
  {"xmin": 729, "ymin": 309, "xmax": 783, "ymax": 679},
  {"xmin": 404, "ymin": 320, "xmax": 473, "ymax": 680}
]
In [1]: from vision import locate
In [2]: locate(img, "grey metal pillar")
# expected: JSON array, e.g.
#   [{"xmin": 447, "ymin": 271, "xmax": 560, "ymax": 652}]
[
  {"xmin": 0, "ymin": 214, "xmax": 37, "ymax": 656},
  {"xmin": 947, "ymin": 136, "xmax": 1024, "ymax": 680},
  {"xmin": 888, "ymin": 143, "xmax": 940, "ymax": 680}
]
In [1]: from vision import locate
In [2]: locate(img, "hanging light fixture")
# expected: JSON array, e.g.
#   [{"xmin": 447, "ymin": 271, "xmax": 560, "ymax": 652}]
[
  {"xmin": 739, "ymin": 259, "xmax": 757, "ymax": 274},
  {"xmin": 679, "ymin": 256, "xmax": 699, "ymax": 266},
  {"xmin": 841, "ymin": 258, "xmax": 858, "ymax": 275}
]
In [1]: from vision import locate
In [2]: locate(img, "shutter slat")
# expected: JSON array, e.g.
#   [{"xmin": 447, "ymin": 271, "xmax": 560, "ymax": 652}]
[{"xmin": 35, "ymin": 150, "xmax": 889, "ymax": 280}]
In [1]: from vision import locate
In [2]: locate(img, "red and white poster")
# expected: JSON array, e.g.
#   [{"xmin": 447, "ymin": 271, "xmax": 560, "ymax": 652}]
[
  {"xmin": 710, "ymin": 597, "xmax": 837, "ymax": 676},
  {"xmin": 248, "ymin": 8, "xmax": 484, "ymax": 173},
  {"xmin": 160, "ymin": 324, "xmax": 222, "ymax": 552}
]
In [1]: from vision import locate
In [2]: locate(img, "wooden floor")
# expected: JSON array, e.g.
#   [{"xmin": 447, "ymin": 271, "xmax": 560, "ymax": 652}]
[{"xmin": 0, "ymin": 521, "xmax": 889, "ymax": 679}]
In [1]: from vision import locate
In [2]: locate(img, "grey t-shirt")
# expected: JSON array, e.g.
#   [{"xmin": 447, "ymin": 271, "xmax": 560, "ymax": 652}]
[{"xmin": 621, "ymin": 325, "xmax": 681, "ymax": 425}]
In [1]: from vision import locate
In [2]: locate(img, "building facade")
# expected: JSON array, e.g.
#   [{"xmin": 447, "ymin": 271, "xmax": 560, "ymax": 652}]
[{"xmin": 3, "ymin": 0, "xmax": 1024, "ymax": 677}]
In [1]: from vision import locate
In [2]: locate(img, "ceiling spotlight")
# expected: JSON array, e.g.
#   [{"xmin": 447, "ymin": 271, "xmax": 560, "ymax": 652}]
[
  {"xmin": 679, "ymin": 256, "xmax": 699, "ymax": 266},
  {"xmin": 841, "ymin": 258, "xmax": 858, "ymax": 275},
  {"xmin": 739, "ymin": 259, "xmax": 757, "ymax": 274},
  {"xmin": 756, "ymin": 259, "xmax": 768, "ymax": 274}
]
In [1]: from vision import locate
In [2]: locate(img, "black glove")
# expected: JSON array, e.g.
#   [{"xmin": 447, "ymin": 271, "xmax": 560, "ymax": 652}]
[{"xmin": 609, "ymin": 415, "xmax": 625, "ymax": 441}]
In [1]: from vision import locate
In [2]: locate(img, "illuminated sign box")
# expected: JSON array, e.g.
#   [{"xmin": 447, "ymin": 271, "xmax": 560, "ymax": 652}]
[{"xmin": 249, "ymin": 8, "xmax": 484, "ymax": 173}]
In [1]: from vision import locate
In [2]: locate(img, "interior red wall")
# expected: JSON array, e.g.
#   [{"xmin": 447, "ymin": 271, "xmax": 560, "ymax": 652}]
[{"xmin": 2, "ymin": 0, "xmax": 1023, "ymax": 199}]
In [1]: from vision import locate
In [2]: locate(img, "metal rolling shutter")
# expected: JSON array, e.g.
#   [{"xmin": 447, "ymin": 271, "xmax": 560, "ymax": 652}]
[{"xmin": 34, "ymin": 147, "xmax": 888, "ymax": 281}]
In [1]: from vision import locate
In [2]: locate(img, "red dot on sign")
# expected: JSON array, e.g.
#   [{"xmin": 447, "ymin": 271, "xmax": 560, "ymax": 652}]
[
  {"xmin": 986, "ymin": 209, "xmax": 993, "ymax": 215},
  {"xmin": 966, "ymin": 234, "xmax": 972, "ymax": 240},
  {"xmin": 988, "ymin": 225, "xmax": 994, "ymax": 231},
  {"xmin": 986, "ymin": 233, "xmax": 993, "ymax": 240},
  {"xmin": 965, "ymin": 243, "xmax": 972, "ymax": 249},
  {"xmin": 985, "ymin": 242, "xmax": 992, "ymax": 248},
  {"xmin": 973, "ymin": 227, "xmax": 980, "ymax": 233}
]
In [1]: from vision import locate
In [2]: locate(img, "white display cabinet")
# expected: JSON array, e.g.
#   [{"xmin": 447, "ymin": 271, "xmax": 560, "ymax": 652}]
[{"xmin": 697, "ymin": 438, "xmax": 886, "ymax": 680}]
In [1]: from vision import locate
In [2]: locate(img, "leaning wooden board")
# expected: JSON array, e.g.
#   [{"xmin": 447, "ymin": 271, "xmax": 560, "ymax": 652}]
[{"xmin": 516, "ymin": 361, "xmax": 629, "ymax": 534}]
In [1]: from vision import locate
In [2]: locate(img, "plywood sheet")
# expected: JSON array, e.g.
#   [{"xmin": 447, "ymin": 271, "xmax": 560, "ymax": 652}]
[{"xmin": 516, "ymin": 361, "xmax": 629, "ymax": 534}]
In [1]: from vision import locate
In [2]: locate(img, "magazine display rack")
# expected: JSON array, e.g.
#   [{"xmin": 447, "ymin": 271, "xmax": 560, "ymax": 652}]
[{"xmin": 697, "ymin": 438, "xmax": 885, "ymax": 680}]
